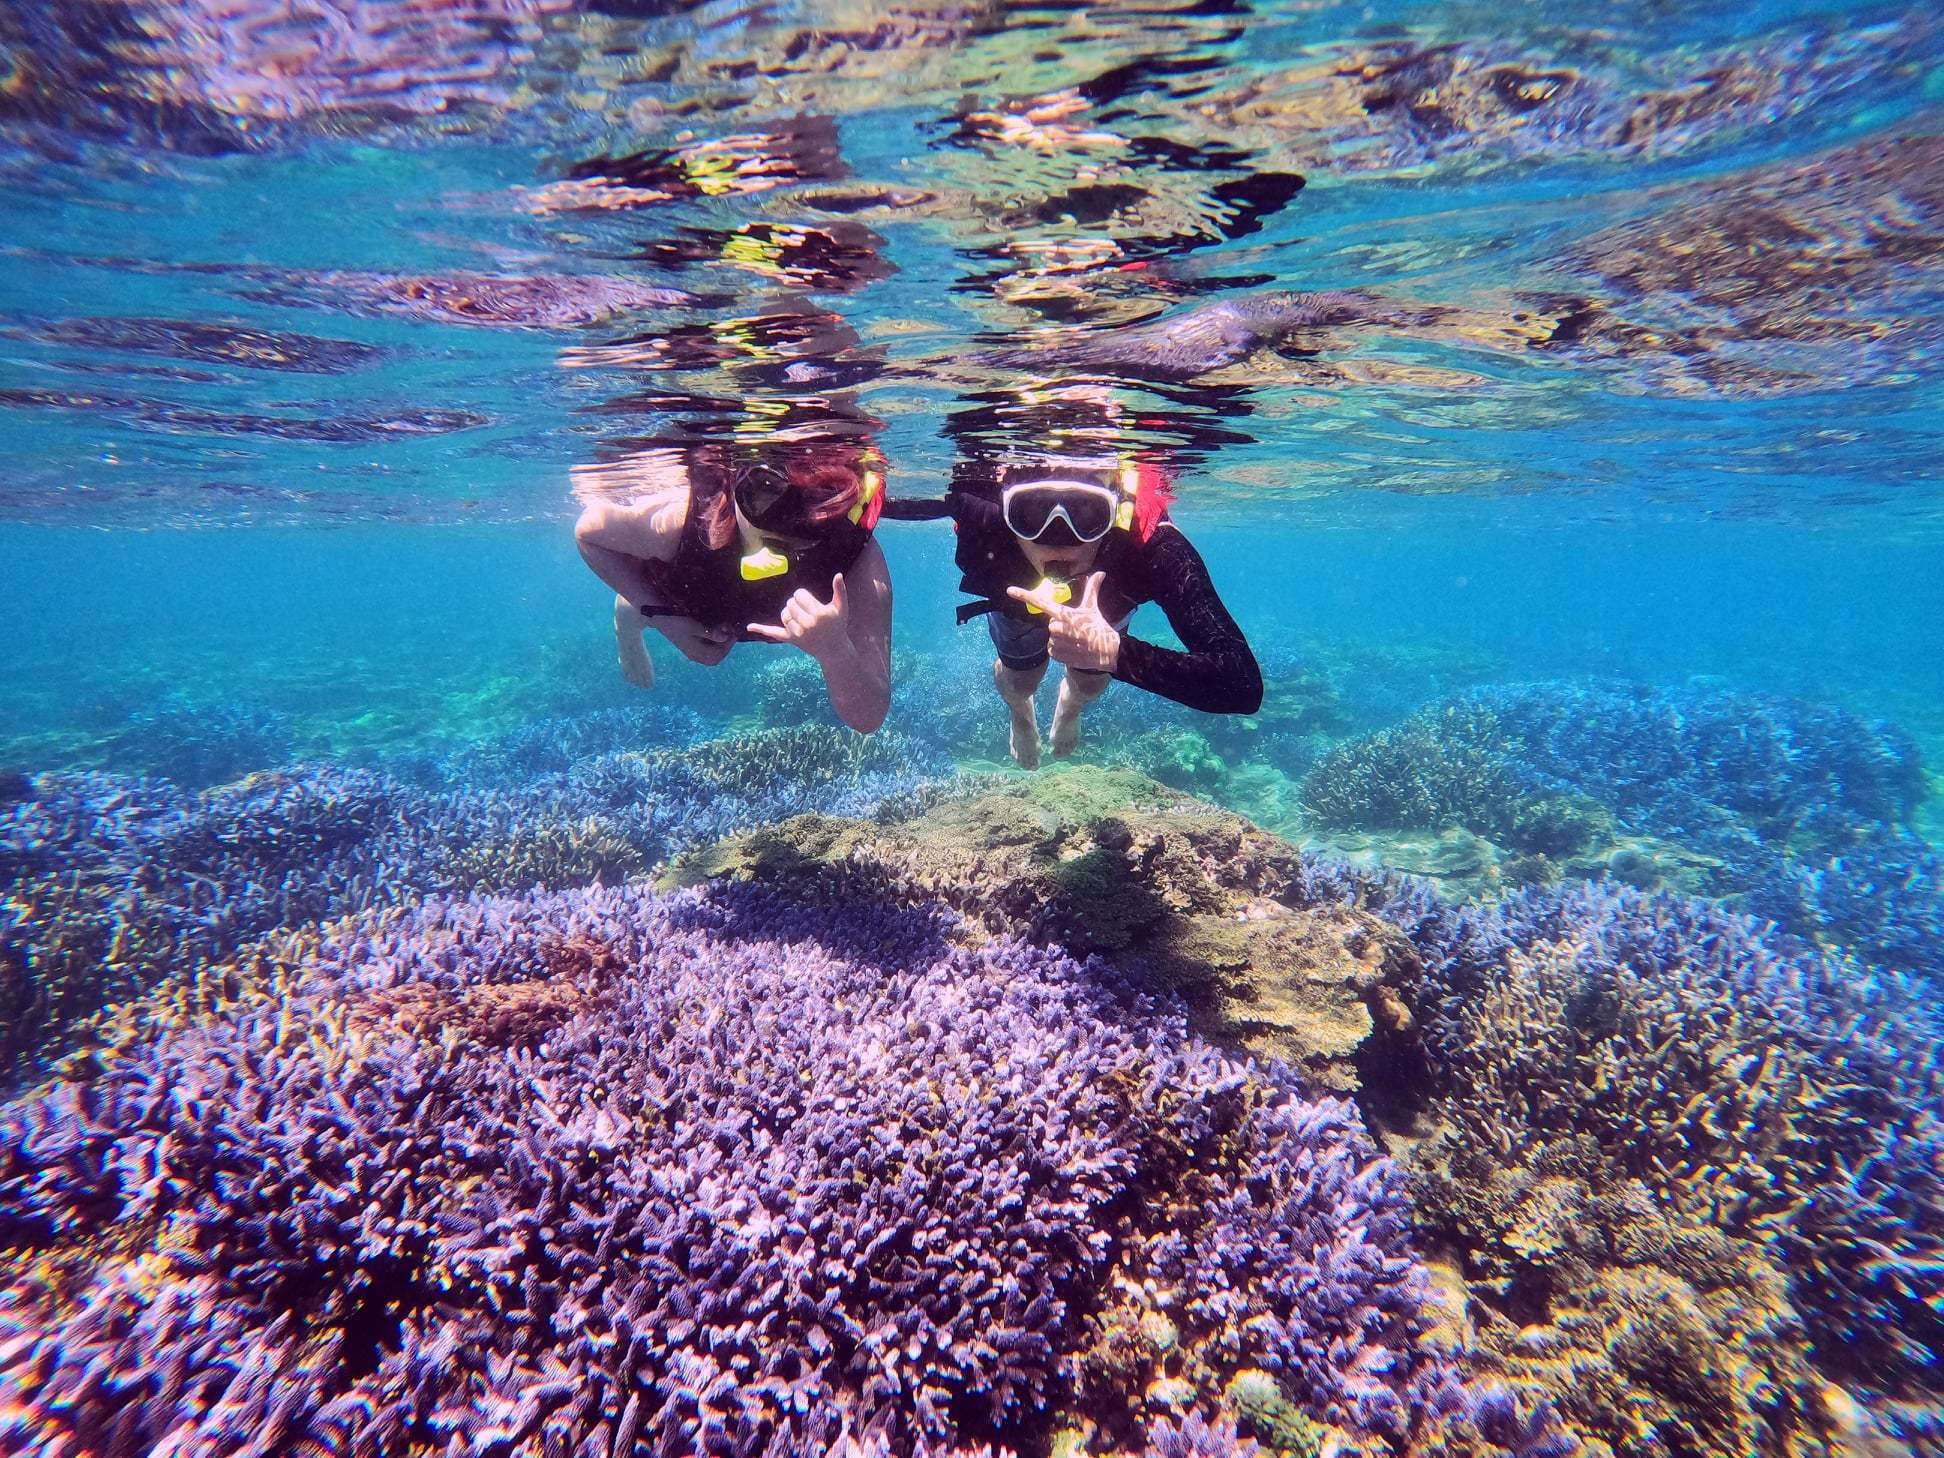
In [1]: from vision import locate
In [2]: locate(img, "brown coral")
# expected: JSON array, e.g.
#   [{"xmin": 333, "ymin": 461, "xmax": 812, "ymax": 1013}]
[{"xmin": 668, "ymin": 766, "xmax": 1424, "ymax": 1094}]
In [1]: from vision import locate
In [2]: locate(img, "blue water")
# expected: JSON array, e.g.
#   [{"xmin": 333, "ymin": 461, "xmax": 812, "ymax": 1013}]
[{"xmin": 2, "ymin": 1, "xmax": 1943, "ymax": 1453}]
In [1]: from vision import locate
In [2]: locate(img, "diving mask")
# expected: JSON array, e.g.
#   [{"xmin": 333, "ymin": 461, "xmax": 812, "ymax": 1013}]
[{"xmin": 1000, "ymin": 468, "xmax": 1139, "ymax": 544}]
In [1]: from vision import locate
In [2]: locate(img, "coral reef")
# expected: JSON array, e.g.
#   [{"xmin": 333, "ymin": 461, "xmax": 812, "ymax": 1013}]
[
  {"xmin": 562, "ymin": 725, "xmax": 956, "ymax": 856},
  {"xmin": 0, "ymin": 881, "xmax": 1515, "ymax": 1456},
  {"xmin": 1299, "ymin": 700, "xmax": 1613, "ymax": 861},
  {"xmin": 1377, "ymin": 881, "xmax": 1944, "ymax": 1456},
  {"xmin": 431, "ymin": 703, "xmax": 709, "ymax": 790},
  {"xmin": 0, "ymin": 725, "xmax": 952, "ymax": 1087},
  {"xmin": 0, "ymin": 767, "xmax": 437, "ymax": 1088},
  {"xmin": 96, "ymin": 695, "xmax": 296, "ymax": 789},
  {"xmin": 668, "ymin": 766, "xmax": 1421, "ymax": 1094},
  {"xmin": 6, "ymin": 712, "xmax": 1937, "ymax": 1457},
  {"xmin": 676, "ymin": 770, "xmax": 1943, "ymax": 1456},
  {"xmin": 1299, "ymin": 682, "xmax": 1939, "ymax": 970},
  {"xmin": 1753, "ymin": 828, "xmax": 1944, "ymax": 982}
]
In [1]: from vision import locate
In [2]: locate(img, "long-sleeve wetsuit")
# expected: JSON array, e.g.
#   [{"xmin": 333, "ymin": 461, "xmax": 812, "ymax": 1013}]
[
  {"xmin": 946, "ymin": 490, "xmax": 1263, "ymax": 716},
  {"xmin": 1104, "ymin": 523, "xmax": 1263, "ymax": 715}
]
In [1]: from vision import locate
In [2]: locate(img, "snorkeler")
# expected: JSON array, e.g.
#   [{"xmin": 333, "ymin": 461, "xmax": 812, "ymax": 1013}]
[
  {"xmin": 572, "ymin": 440, "xmax": 892, "ymax": 733},
  {"xmin": 944, "ymin": 455, "xmax": 1262, "ymax": 768}
]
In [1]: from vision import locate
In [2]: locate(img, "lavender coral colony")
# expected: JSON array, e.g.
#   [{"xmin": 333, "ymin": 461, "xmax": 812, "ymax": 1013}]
[
  {"xmin": 1300, "ymin": 681, "xmax": 1942, "ymax": 978},
  {"xmin": 0, "ymin": 719, "xmax": 950, "ymax": 1086},
  {"xmin": 0, "ymin": 882, "xmax": 1550, "ymax": 1457},
  {"xmin": 2, "ymin": 678, "xmax": 1941, "ymax": 1456},
  {"xmin": 1370, "ymin": 878, "xmax": 1944, "ymax": 1456}
]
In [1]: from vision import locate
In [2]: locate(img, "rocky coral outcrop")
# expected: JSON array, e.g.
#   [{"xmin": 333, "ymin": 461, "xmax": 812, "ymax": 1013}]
[{"xmin": 666, "ymin": 766, "xmax": 1421, "ymax": 1094}]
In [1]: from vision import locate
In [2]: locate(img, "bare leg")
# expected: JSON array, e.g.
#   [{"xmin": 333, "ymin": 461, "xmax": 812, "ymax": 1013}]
[
  {"xmin": 613, "ymin": 596, "xmax": 655, "ymax": 688},
  {"xmin": 1049, "ymin": 668, "xmax": 1109, "ymax": 757},
  {"xmin": 994, "ymin": 659, "xmax": 1047, "ymax": 769}
]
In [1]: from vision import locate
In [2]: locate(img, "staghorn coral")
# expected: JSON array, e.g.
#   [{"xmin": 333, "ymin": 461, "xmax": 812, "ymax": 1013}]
[
  {"xmin": 1377, "ymin": 881, "xmax": 1944, "ymax": 1454},
  {"xmin": 1753, "ymin": 828, "xmax": 1944, "ymax": 982},
  {"xmin": 674, "ymin": 772, "xmax": 1940, "ymax": 1454},
  {"xmin": 1299, "ymin": 681, "xmax": 1937, "ymax": 966},
  {"xmin": 0, "ymin": 721, "xmax": 950, "ymax": 1085},
  {"xmin": 442, "ymin": 817, "xmax": 650, "ymax": 893},
  {"xmin": 1299, "ymin": 701, "xmax": 1612, "ymax": 860},
  {"xmin": 431, "ymin": 703, "xmax": 709, "ymax": 790},
  {"xmin": 0, "ymin": 880, "xmax": 1528, "ymax": 1456},
  {"xmin": 0, "ymin": 767, "xmax": 438, "ymax": 1088}
]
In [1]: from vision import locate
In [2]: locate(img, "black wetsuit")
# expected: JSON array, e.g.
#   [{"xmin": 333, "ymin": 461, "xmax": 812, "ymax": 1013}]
[{"xmin": 950, "ymin": 491, "xmax": 1263, "ymax": 716}]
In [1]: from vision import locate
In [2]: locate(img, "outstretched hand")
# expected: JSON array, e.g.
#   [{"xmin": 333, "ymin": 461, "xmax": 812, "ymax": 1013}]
[
  {"xmin": 1007, "ymin": 571, "xmax": 1119, "ymax": 674},
  {"xmin": 747, "ymin": 572, "xmax": 855, "ymax": 662}
]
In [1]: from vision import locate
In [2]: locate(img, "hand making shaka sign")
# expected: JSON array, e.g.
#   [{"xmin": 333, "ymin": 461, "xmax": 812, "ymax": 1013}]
[{"xmin": 1007, "ymin": 570, "xmax": 1120, "ymax": 674}]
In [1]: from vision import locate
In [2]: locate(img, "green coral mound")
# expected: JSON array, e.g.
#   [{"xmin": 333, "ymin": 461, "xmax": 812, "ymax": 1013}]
[
  {"xmin": 1226, "ymin": 1369, "xmax": 1329, "ymax": 1456},
  {"xmin": 1299, "ymin": 702, "xmax": 1613, "ymax": 858}
]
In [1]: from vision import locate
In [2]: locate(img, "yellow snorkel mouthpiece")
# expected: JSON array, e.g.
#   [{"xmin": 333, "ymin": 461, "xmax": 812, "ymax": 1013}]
[
  {"xmin": 1025, "ymin": 577, "xmax": 1072, "ymax": 615},
  {"xmin": 741, "ymin": 545, "xmax": 790, "ymax": 581}
]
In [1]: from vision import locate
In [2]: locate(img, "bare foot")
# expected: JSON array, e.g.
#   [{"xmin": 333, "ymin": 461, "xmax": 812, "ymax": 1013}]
[
  {"xmin": 1009, "ymin": 701, "xmax": 1042, "ymax": 770},
  {"xmin": 618, "ymin": 632, "xmax": 655, "ymax": 688},
  {"xmin": 1049, "ymin": 703, "xmax": 1081, "ymax": 757}
]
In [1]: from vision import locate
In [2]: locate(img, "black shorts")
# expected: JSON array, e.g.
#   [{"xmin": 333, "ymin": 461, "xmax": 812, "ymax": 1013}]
[{"xmin": 986, "ymin": 607, "xmax": 1131, "ymax": 671}]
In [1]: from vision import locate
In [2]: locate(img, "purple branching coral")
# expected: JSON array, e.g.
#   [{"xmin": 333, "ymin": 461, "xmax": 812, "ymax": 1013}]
[
  {"xmin": 0, "ymin": 725, "xmax": 954, "ymax": 1087},
  {"xmin": 1374, "ymin": 878, "xmax": 1944, "ymax": 1434},
  {"xmin": 0, "ymin": 883, "xmax": 1495, "ymax": 1457},
  {"xmin": 1297, "ymin": 681, "xmax": 1942, "ymax": 974}
]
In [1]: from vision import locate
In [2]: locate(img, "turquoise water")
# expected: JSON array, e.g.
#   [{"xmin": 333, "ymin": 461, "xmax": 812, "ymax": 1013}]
[
  {"xmin": 1, "ymin": 0, "xmax": 1939, "ymax": 770},
  {"xmin": 2, "ymin": 2, "xmax": 1943, "ymax": 1455}
]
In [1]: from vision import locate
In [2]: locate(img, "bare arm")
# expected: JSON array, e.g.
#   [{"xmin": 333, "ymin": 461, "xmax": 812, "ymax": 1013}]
[
  {"xmin": 746, "ymin": 539, "xmax": 894, "ymax": 733},
  {"xmin": 821, "ymin": 538, "xmax": 892, "ymax": 734}
]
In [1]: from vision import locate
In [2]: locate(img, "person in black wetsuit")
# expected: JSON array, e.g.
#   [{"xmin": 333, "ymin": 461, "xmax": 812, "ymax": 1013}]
[
  {"xmin": 573, "ymin": 438, "xmax": 892, "ymax": 733},
  {"xmin": 947, "ymin": 453, "xmax": 1262, "ymax": 768}
]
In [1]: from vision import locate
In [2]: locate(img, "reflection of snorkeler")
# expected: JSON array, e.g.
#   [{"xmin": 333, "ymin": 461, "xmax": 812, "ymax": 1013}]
[
  {"xmin": 942, "ymin": 455, "xmax": 1262, "ymax": 768},
  {"xmin": 573, "ymin": 442, "xmax": 892, "ymax": 733}
]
